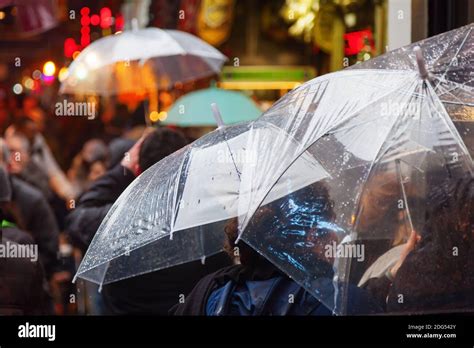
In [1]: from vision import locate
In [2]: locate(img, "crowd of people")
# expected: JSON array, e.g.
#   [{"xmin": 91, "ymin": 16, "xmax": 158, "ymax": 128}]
[{"xmin": 0, "ymin": 93, "xmax": 473, "ymax": 316}]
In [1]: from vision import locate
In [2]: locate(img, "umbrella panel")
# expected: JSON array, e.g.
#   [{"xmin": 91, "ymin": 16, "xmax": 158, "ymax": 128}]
[{"xmin": 240, "ymin": 81, "xmax": 473, "ymax": 315}]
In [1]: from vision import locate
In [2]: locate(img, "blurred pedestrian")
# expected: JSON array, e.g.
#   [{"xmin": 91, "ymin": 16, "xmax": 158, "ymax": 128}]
[
  {"xmin": 0, "ymin": 164, "xmax": 52, "ymax": 315},
  {"xmin": 5, "ymin": 117, "xmax": 75, "ymax": 202},
  {"xmin": 67, "ymin": 139, "xmax": 109, "ymax": 197},
  {"xmin": 0, "ymin": 138, "xmax": 60, "ymax": 279}
]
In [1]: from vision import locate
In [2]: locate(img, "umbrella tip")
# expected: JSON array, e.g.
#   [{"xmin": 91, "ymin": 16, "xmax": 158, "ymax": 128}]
[
  {"xmin": 413, "ymin": 46, "xmax": 429, "ymax": 80},
  {"xmin": 72, "ymin": 274, "xmax": 77, "ymax": 284},
  {"xmin": 211, "ymin": 103, "xmax": 225, "ymax": 128}
]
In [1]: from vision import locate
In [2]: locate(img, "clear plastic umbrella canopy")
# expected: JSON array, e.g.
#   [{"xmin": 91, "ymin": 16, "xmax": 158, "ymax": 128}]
[
  {"xmin": 237, "ymin": 23, "xmax": 474, "ymax": 315},
  {"xmin": 349, "ymin": 22, "xmax": 474, "ymax": 155},
  {"xmin": 76, "ymin": 24, "xmax": 474, "ymax": 315},
  {"xmin": 59, "ymin": 27, "xmax": 227, "ymax": 96},
  {"xmin": 75, "ymin": 121, "xmax": 325, "ymax": 287}
]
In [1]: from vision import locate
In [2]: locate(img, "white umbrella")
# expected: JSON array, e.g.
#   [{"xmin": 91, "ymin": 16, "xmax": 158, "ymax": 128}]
[{"xmin": 60, "ymin": 24, "xmax": 227, "ymax": 96}]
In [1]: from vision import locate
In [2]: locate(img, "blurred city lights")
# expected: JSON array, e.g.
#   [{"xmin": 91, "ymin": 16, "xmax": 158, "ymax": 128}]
[
  {"xmin": 149, "ymin": 111, "xmax": 168, "ymax": 122},
  {"xmin": 149, "ymin": 111, "xmax": 160, "ymax": 122},
  {"xmin": 13, "ymin": 83, "xmax": 23, "ymax": 94},
  {"xmin": 43, "ymin": 61, "xmax": 56, "ymax": 76},
  {"xmin": 32, "ymin": 69, "xmax": 42, "ymax": 80},
  {"xmin": 80, "ymin": 7, "xmax": 90, "ymax": 16},
  {"xmin": 64, "ymin": 38, "xmax": 78, "ymax": 58},
  {"xmin": 0, "ymin": 11, "xmax": 5, "ymax": 20},
  {"xmin": 58, "ymin": 67, "xmax": 69, "ymax": 82},
  {"xmin": 81, "ymin": 15, "xmax": 90, "ymax": 27},
  {"xmin": 158, "ymin": 111, "xmax": 168, "ymax": 121},
  {"xmin": 72, "ymin": 51, "xmax": 81, "ymax": 59},
  {"xmin": 91, "ymin": 14, "xmax": 100, "ymax": 26},
  {"xmin": 100, "ymin": 7, "xmax": 112, "ymax": 29},
  {"xmin": 42, "ymin": 74, "xmax": 55, "ymax": 84},
  {"xmin": 81, "ymin": 34, "xmax": 91, "ymax": 47},
  {"xmin": 115, "ymin": 13, "xmax": 124, "ymax": 31},
  {"xmin": 23, "ymin": 77, "xmax": 34, "ymax": 90}
]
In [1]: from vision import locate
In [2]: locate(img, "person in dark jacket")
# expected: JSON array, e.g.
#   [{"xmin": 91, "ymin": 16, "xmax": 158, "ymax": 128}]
[
  {"xmin": 8, "ymin": 176, "xmax": 60, "ymax": 278},
  {"xmin": 172, "ymin": 212, "xmax": 332, "ymax": 316},
  {"xmin": 0, "ymin": 142, "xmax": 59, "ymax": 279},
  {"xmin": 65, "ymin": 127, "xmax": 231, "ymax": 314},
  {"xmin": 0, "ymin": 203, "xmax": 52, "ymax": 315},
  {"xmin": 172, "ymin": 183, "xmax": 383, "ymax": 316}
]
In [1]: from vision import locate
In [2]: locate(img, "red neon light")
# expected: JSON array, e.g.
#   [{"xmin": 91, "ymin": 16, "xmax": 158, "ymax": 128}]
[
  {"xmin": 91, "ymin": 14, "xmax": 100, "ymax": 26},
  {"xmin": 64, "ymin": 38, "xmax": 77, "ymax": 58},
  {"xmin": 115, "ymin": 13, "xmax": 124, "ymax": 31},
  {"xmin": 80, "ymin": 7, "xmax": 90, "ymax": 16},
  {"xmin": 344, "ymin": 29, "xmax": 374, "ymax": 56},
  {"xmin": 100, "ymin": 7, "xmax": 112, "ymax": 29}
]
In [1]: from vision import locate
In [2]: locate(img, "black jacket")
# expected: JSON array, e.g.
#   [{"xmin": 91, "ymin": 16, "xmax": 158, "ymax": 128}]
[
  {"xmin": 65, "ymin": 164, "xmax": 135, "ymax": 252},
  {"xmin": 102, "ymin": 253, "xmax": 231, "ymax": 315},
  {"xmin": 0, "ymin": 227, "xmax": 52, "ymax": 315},
  {"xmin": 10, "ymin": 176, "xmax": 59, "ymax": 278},
  {"xmin": 65, "ymin": 164, "xmax": 231, "ymax": 314}
]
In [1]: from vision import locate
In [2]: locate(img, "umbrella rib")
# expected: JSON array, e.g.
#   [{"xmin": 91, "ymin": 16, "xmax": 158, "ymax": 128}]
[
  {"xmin": 434, "ymin": 27, "xmax": 473, "ymax": 91},
  {"xmin": 426, "ymin": 82, "xmax": 474, "ymax": 169},
  {"xmin": 434, "ymin": 77, "xmax": 474, "ymax": 107},
  {"xmin": 395, "ymin": 159, "xmax": 415, "ymax": 233},
  {"xmin": 434, "ymin": 75, "xmax": 474, "ymax": 96},
  {"xmin": 351, "ymin": 85, "xmax": 420, "ymax": 237},
  {"xmin": 171, "ymin": 148, "xmax": 192, "ymax": 231}
]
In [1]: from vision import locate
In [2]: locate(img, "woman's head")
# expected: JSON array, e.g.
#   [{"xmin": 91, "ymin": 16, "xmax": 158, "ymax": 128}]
[{"xmin": 357, "ymin": 172, "xmax": 401, "ymax": 232}]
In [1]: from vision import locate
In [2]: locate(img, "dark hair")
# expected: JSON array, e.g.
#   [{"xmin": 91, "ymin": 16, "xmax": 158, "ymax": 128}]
[
  {"xmin": 223, "ymin": 207, "xmax": 276, "ymax": 267},
  {"xmin": 386, "ymin": 175, "xmax": 474, "ymax": 312},
  {"xmin": 13, "ymin": 116, "xmax": 35, "ymax": 129},
  {"xmin": 424, "ymin": 175, "xmax": 474, "ymax": 263},
  {"xmin": 138, "ymin": 128, "xmax": 188, "ymax": 171}
]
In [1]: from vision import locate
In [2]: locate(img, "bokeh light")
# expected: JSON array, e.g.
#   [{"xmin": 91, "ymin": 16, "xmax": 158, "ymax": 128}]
[{"xmin": 43, "ymin": 61, "xmax": 56, "ymax": 76}]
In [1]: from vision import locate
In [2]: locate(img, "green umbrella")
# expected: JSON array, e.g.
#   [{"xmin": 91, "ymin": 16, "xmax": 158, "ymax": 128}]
[{"xmin": 162, "ymin": 87, "xmax": 261, "ymax": 126}]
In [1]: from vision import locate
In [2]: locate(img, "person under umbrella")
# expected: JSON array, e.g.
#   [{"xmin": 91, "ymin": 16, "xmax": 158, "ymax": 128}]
[
  {"xmin": 75, "ymin": 24, "xmax": 474, "ymax": 316},
  {"xmin": 66, "ymin": 127, "xmax": 231, "ymax": 314}
]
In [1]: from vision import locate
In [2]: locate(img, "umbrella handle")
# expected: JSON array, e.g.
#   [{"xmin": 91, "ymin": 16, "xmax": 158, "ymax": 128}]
[{"xmin": 414, "ymin": 46, "xmax": 429, "ymax": 80}]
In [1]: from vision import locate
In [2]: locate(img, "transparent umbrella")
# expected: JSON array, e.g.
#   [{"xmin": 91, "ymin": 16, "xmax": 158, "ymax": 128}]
[
  {"xmin": 237, "ymin": 23, "xmax": 474, "ymax": 315},
  {"xmin": 162, "ymin": 87, "xmax": 262, "ymax": 126},
  {"xmin": 76, "ymin": 24, "xmax": 474, "ymax": 316},
  {"xmin": 59, "ymin": 24, "xmax": 227, "ymax": 96},
  {"xmin": 74, "ymin": 117, "xmax": 327, "ymax": 287}
]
